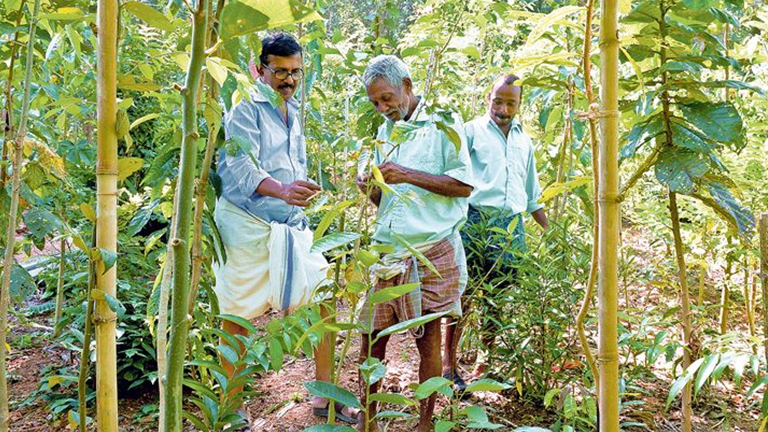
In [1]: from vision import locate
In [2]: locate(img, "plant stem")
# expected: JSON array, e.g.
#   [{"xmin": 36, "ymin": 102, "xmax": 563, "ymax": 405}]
[
  {"xmin": 760, "ymin": 214, "xmax": 768, "ymax": 367},
  {"xmin": 0, "ymin": 1, "xmax": 27, "ymax": 191},
  {"xmin": 669, "ymin": 191, "xmax": 692, "ymax": 432},
  {"xmin": 575, "ymin": 0, "xmax": 600, "ymax": 396},
  {"xmin": 163, "ymin": 1, "xmax": 208, "ymax": 430},
  {"xmin": 53, "ymin": 238, "xmax": 67, "ymax": 337},
  {"xmin": 597, "ymin": 0, "xmax": 620, "ymax": 427},
  {"xmin": 78, "ymin": 230, "xmax": 97, "ymax": 432},
  {"xmin": 0, "ymin": 0, "xmax": 41, "ymax": 429},
  {"xmin": 95, "ymin": 0, "xmax": 120, "ymax": 428},
  {"xmin": 719, "ymin": 236, "xmax": 732, "ymax": 335}
]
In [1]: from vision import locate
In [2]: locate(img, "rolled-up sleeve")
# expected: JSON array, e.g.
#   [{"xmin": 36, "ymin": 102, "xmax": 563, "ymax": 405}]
[
  {"xmin": 525, "ymin": 144, "xmax": 544, "ymax": 213},
  {"xmin": 222, "ymin": 102, "xmax": 271, "ymax": 196},
  {"xmin": 442, "ymin": 120, "xmax": 475, "ymax": 189}
]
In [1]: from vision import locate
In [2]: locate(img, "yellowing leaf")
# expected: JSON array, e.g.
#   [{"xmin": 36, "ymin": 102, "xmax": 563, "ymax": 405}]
[
  {"xmin": 23, "ymin": 138, "xmax": 66, "ymax": 179},
  {"xmin": 116, "ymin": 109, "xmax": 130, "ymax": 138},
  {"xmin": 80, "ymin": 203, "xmax": 96, "ymax": 223},
  {"xmin": 129, "ymin": 113, "xmax": 159, "ymax": 130},
  {"xmin": 171, "ymin": 52, "xmax": 190, "ymax": 72},
  {"xmin": 206, "ymin": 57, "xmax": 229, "ymax": 86},
  {"xmin": 118, "ymin": 157, "xmax": 144, "ymax": 181},
  {"xmin": 525, "ymin": 6, "xmax": 585, "ymax": 48},
  {"xmin": 371, "ymin": 165, "xmax": 385, "ymax": 184},
  {"xmin": 41, "ymin": 7, "xmax": 86, "ymax": 21},
  {"xmin": 123, "ymin": 1, "xmax": 174, "ymax": 32}
]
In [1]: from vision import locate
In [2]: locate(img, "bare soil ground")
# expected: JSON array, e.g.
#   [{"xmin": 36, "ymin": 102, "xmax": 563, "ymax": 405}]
[{"xmin": 5, "ymin": 227, "xmax": 765, "ymax": 431}]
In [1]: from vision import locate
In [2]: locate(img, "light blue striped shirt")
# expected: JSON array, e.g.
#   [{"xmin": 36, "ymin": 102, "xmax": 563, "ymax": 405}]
[
  {"xmin": 465, "ymin": 115, "xmax": 544, "ymax": 216},
  {"xmin": 218, "ymin": 88, "xmax": 308, "ymax": 227}
]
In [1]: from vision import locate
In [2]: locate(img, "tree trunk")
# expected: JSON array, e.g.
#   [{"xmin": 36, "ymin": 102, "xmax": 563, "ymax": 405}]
[
  {"xmin": 0, "ymin": 0, "xmax": 41, "ymax": 428},
  {"xmin": 95, "ymin": 0, "xmax": 120, "ymax": 429},
  {"xmin": 163, "ymin": 2, "xmax": 208, "ymax": 430},
  {"xmin": 760, "ymin": 214, "xmax": 768, "ymax": 366},
  {"xmin": 669, "ymin": 191, "xmax": 692, "ymax": 432},
  {"xmin": 597, "ymin": 0, "xmax": 620, "ymax": 428}
]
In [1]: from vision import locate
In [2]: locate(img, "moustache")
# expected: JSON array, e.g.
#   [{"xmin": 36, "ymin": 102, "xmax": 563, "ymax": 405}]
[{"xmin": 278, "ymin": 83, "xmax": 295, "ymax": 90}]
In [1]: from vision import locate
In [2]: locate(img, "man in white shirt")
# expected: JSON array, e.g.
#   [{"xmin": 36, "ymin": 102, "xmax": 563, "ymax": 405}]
[{"xmin": 442, "ymin": 74, "xmax": 549, "ymax": 389}]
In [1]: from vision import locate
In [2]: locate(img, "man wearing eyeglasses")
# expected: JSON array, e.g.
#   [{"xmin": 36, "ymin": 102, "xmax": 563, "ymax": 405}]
[{"xmin": 213, "ymin": 32, "xmax": 356, "ymax": 429}]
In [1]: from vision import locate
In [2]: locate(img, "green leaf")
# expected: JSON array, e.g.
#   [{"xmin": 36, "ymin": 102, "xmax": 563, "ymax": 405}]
[
  {"xmin": 206, "ymin": 58, "xmax": 229, "ymax": 87},
  {"xmin": 123, "ymin": 1, "xmax": 173, "ymax": 31},
  {"xmin": 40, "ymin": 7, "xmax": 87, "ymax": 21},
  {"xmin": 543, "ymin": 388, "xmax": 559, "ymax": 407},
  {"xmin": 373, "ymin": 410, "xmax": 413, "ymax": 420},
  {"xmin": 654, "ymin": 149, "xmax": 709, "ymax": 193},
  {"xmin": 694, "ymin": 354, "xmax": 719, "ymax": 395},
  {"xmin": 23, "ymin": 208, "xmax": 62, "ymax": 238},
  {"xmin": 218, "ymin": 314, "xmax": 258, "ymax": 335},
  {"xmin": 435, "ymin": 121, "xmax": 462, "ymax": 153},
  {"xmin": 301, "ymin": 426, "xmax": 357, "ymax": 432},
  {"xmin": 525, "ymin": 6, "xmax": 584, "ymax": 48},
  {"xmin": 669, "ymin": 121, "xmax": 716, "ymax": 153},
  {"xmin": 464, "ymin": 405, "xmax": 488, "ymax": 422},
  {"xmin": 10, "ymin": 263, "xmax": 35, "ymax": 303},
  {"xmin": 220, "ymin": 0, "xmax": 323, "ymax": 40},
  {"xmin": 392, "ymin": 233, "xmax": 440, "ymax": 278},
  {"xmin": 310, "ymin": 232, "xmax": 360, "ymax": 254},
  {"xmin": 666, "ymin": 357, "xmax": 705, "ymax": 409},
  {"xmin": 358, "ymin": 357, "xmax": 387, "ymax": 385},
  {"xmin": 97, "ymin": 248, "xmax": 118, "ymax": 273},
  {"xmin": 659, "ymin": 61, "xmax": 703, "ymax": 74},
  {"xmin": 269, "ymin": 338, "xmax": 284, "ymax": 372},
  {"xmin": 304, "ymin": 381, "xmax": 362, "ymax": 409},
  {"xmin": 376, "ymin": 311, "xmax": 448, "ymax": 339},
  {"xmin": 704, "ymin": 183, "xmax": 755, "ymax": 234},
  {"xmin": 621, "ymin": 115, "xmax": 663, "ymax": 159},
  {"xmin": 370, "ymin": 283, "xmax": 420, "ymax": 306},
  {"xmin": 465, "ymin": 379, "xmax": 512, "ymax": 393},
  {"xmin": 118, "ymin": 157, "xmax": 144, "ymax": 181},
  {"xmin": 414, "ymin": 376, "xmax": 452, "ymax": 400},
  {"xmin": 680, "ymin": 102, "xmax": 743, "ymax": 144},
  {"xmin": 513, "ymin": 428, "xmax": 553, "ymax": 432},
  {"xmin": 436, "ymin": 421, "xmax": 457, "ymax": 432},
  {"xmin": 104, "ymin": 293, "xmax": 126, "ymax": 319},
  {"xmin": 368, "ymin": 393, "xmax": 418, "ymax": 406}
]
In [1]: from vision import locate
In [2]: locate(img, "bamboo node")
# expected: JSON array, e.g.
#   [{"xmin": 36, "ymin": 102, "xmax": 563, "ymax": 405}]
[
  {"xmin": 574, "ymin": 109, "xmax": 620, "ymax": 121},
  {"xmin": 91, "ymin": 314, "xmax": 118, "ymax": 324},
  {"xmin": 170, "ymin": 238, "xmax": 182, "ymax": 247},
  {"xmin": 598, "ymin": 193, "xmax": 621, "ymax": 203}
]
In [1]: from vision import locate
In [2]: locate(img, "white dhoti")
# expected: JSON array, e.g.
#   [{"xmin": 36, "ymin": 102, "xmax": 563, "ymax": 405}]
[{"xmin": 213, "ymin": 198, "xmax": 330, "ymax": 320}]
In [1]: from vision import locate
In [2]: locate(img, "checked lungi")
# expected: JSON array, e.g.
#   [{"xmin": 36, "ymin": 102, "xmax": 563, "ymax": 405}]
[{"xmin": 359, "ymin": 232, "xmax": 467, "ymax": 337}]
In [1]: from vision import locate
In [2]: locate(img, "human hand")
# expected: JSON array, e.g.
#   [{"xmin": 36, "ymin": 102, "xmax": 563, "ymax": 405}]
[
  {"xmin": 356, "ymin": 174, "xmax": 371, "ymax": 193},
  {"xmin": 377, "ymin": 161, "xmax": 411, "ymax": 184},
  {"xmin": 280, "ymin": 180, "xmax": 321, "ymax": 207}
]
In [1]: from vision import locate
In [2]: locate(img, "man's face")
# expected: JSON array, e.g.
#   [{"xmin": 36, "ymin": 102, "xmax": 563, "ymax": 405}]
[
  {"xmin": 366, "ymin": 78, "xmax": 411, "ymax": 122},
  {"xmin": 259, "ymin": 53, "xmax": 303, "ymax": 100},
  {"xmin": 488, "ymin": 82, "xmax": 522, "ymax": 128}
]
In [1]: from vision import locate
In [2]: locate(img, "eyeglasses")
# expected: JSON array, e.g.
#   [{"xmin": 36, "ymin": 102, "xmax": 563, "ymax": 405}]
[{"xmin": 262, "ymin": 64, "xmax": 304, "ymax": 81}]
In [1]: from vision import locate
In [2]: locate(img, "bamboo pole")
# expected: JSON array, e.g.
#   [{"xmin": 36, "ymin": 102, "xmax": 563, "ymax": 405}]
[
  {"xmin": 53, "ymin": 239, "xmax": 67, "ymax": 337},
  {"xmin": 95, "ymin": 0, "xmax": 120, "ymax": 428},
  {"xmin": 1, "ymin": 1, "xmax": 27, "ymax": 191},
  {"xmin": 187, "ymin": 0, "xmax": 225, "ymax": 316},
  {"xmin": 0, "ymin": 0, "xmax": 41, "ymax": 429},
  {"xmin": 163, "ymin": 1, "xmax": 208, "ymax": 430},
  {"xmin": 669, "ymin": 192, "xmax": 692, "ymax": 432},
  {"xmin": 760, "ymin": 214, "xmax": 767, "ymax": 366},
  {"xmin": 597, "ymin": 0, "xmax": 620, "ymax": 427},
  {"xmin": 575, "ymin": 0, "xmax": 600, "ymax": 396}
]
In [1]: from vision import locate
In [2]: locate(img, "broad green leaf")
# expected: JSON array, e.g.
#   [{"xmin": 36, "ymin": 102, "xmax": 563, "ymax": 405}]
[
  {"xmin": 253, "ymin": 79, "xmax": 283, "ymax": 109},
  {"xmin": 218, "ymin": 314, "xmax": 258, "ymax": 335},
  {"xmin": 703, "ymin": 183, "xmax": 755, "ymax": 234},
  {"xmin": 544, "ymin": 388, "xmax": 559, "ymax": 407},
  {"xmin": 358, "ymin": 357, "xmax": 387, "ymax": 385},
  {"xmin": 23, "ymin": 208, "xmax": 62, "ymax": 238},
  {"xmin": 310, "ymin": 232, "xmax": 360, "ymax": 254},
  {"xmin": 539, "ymin": 177, "xmax": 592, "ymax": 203},
  {"xmin": 123, "ymin": 1, "xmax": 173, "ymax": 32},
  {"xmin": 304, "ymin": 381, "xmax": 362, "ymax": 409},
  {"xmin": 414, "ymin": 376, "xmax": 452, "ymax": 400},
  {"xmin": 103, "ymin": 293, "xmax": 126, "ymax": 318},
  {"xmin": 368, "ymin": 392, "xmax": 418, "ymax": 406},
  {"xmin": 680, "ymin": 102, "xmax": 743, "ymax": 144},
  {"xmin": 513, "ymin": 428, "xmax": 553, "ymax": 432},
  {"xmin": 369, "ymin": 283, "xmax": 420, "ymax": 305},
  {"xmin": 436, "ymin": 421, "xmax": 457, "ymax": 432},
  {"xmin": 435, "ymin": 121, "xmax": 461, "ymax": 153},
  {"xmin": 206, "ymin": 57, "xmax": 229, "ymax": 87},
  {"xmin": 373, "ymin": 410, "xmax": 413, "ymax": 420},
  {"xmin": 220, "ymin": 0, "xmax": 323, "ymax": 40},
  {"xmin": 465, "ymin": 378, "xmax": 512, "ymax": 393},
  {"xmin": 654, "ymin": 149, "xmax": 709, "ymax": 193},
  {"xmin": 392, "ymin": 233, "xmax": 440, "ymax": 278},
  {"xmin": 694, "ymin": 354, "xmax": 719, "ymax": 395},
  {"xmin": 669, "ymin": 121, "xmax": 716, "ymax": 153},
  {"xmin": 118, "ymin": 157, "xmax": 144, "ymax": 181},
  {"xmin": 621, "ymin": 115, "xmax": 663, "ymax": 159},
  {"xmin": 97, "ymin": 248, "xmax": 118, "ymax": 273},
  {"xmin": 666, "ymin": 357, "xmax": 705, "ymax": 409},
  {"xmin": 376, "ymin": 311, "xmax": 448, "ymax": 339},
  {"xmin": 464, "ymin": 405, "xmax": 489, "ymax": 422},
  {"xmin": 313, "ymin": 200, "xmax": 355, "ymax": 241},
  {"xmin": 269, "ymin": 337, "xmax": 284, "ymax": 371}
]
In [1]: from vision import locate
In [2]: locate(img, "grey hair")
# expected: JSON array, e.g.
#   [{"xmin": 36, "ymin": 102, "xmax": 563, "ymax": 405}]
[{"xmin": 362, "ymin": 55, "xmax": 411, "ymax": 88}]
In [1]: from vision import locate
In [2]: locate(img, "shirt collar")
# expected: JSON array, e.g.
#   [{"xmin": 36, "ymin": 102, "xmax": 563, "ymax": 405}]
[{"xmin": 484, "ymin": 114, "xmax": 522, "ymax": 137}]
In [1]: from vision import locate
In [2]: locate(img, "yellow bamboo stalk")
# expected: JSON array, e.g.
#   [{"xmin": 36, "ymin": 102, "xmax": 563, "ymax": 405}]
[
  {"xmin": 95, "ymin": 0, "xmax": 119, "ymax": 429},
  {"xmin": 760, "ymin": 214, "xmax": 768, "ymax": 366},
  {"xmin": 597, "ymin": 0, "xmax": 620, "ymax": 427},
  {"xmin": 719, "ymin": 237, "xmax": 733, "ymax": 335},
  {"xmin": 53, "ymin": 239, "xmax": 67, "ymax": 337},
  {"xmin": 669, "ymin": 191, "xmax": 692, "ymax": 432},
  {"xmin": 0, "ymin": 0, "xmax": 41, "ymax": 429},
  {"xmin": 575, "ymin": 0, "xmax": 600, "ymax": 396}
]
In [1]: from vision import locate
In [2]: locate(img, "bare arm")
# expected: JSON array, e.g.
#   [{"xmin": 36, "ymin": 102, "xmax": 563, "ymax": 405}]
[
  {"xmin": 257, "ymin": 177, "xmax": 320, "ymax": 207},
  {"xmin": 531, "ymin": 208, "xmax": 549, "ymax": 231},
  {"xmin": 378, "ymin": 161, "xmax": 472, "ymax": 197}
]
